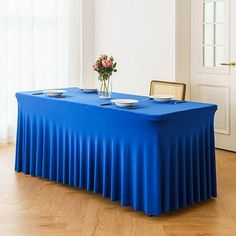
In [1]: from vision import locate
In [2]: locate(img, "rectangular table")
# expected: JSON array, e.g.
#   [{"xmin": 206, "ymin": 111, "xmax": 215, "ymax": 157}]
[{"xmin": 15, "ymin": 87, "xmax": 217, "ymax": 216}]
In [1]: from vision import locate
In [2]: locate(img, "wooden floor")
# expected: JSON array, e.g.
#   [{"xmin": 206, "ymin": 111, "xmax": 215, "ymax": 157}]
[{"xmin": 0, "ymin": 145, "xmax": 236, "ymax": 236}]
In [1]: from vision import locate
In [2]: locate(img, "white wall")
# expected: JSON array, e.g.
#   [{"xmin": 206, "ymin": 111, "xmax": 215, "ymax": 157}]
[
  {"xmin": 80, "ymin": 0, "xmax": 95, "ymax": 88},
  {"xmin": 175, "ymin": 0, "xmax": 191, "ymax": 100},
  {"xmin": 94, "ymin": 0, "xmax": 176, "ymax": 96}
]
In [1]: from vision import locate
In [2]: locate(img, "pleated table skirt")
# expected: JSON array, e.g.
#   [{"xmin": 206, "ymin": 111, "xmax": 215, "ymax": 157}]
[{"xmin": 15, "ymin": 91, "xmax": 217, "ymax": 216}]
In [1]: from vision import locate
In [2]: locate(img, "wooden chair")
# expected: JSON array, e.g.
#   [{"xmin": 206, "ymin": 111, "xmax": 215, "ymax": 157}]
[{"xmin": 149, "ymin": 80, "xmax": 186, "ymax": 101}]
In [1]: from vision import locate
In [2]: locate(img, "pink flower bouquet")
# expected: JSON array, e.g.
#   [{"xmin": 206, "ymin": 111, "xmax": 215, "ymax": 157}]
[
  {"xmin": 93, "ymin": 54, "xmax": 117, "ymax": 81},
  {"xmin": 93, "ymin": 54, "xmax": 117, "ymax": 98}
]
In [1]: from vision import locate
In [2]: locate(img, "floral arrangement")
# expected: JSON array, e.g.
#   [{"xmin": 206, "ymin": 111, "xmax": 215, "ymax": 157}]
[{"xmin": 93, "ymin": 54, "xmax": 117, "ymax": 80}]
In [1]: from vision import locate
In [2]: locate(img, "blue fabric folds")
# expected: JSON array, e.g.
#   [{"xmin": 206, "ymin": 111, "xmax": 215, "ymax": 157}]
[{"xmin": 15, "ymin": 88, "xmax": 217, "ymax": 215}]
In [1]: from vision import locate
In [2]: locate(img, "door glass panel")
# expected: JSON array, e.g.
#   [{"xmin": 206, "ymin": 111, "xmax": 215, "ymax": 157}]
[
  {"xmin": 203, "ymin": 46, "xmax": 214, "ymax": 67},
  {"xmin": 215, "ymin": 46, "xmax": 224, "ymax": 66},
  {"xmin": 216, "ymin": 2, "xmax": 224, "ymax": 23},
  {"xmin": 204, "ymin": 2, "xmax": 214, "ymax": 23},
  {"xmin": 215, "ymin": 24, "xmax": 224, "ymax": 45},
  {"xmin": 204, "ymin": 24, "xmax": 214, "ymax": 44}
]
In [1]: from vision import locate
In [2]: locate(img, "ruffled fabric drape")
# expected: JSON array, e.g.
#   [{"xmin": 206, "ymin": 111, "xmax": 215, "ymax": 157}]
[{"xmin": 15, "ymin": 89, "xmax": 217, "ymax": 215}]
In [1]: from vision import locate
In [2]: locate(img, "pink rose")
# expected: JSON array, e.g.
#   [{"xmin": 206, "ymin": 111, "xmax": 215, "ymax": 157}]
[
  {"xmin": 102, "ymin": 59, "xmax": 113, "ymax": 68},
  {"xmin": 93, "ymin": 63, "xmax": 98, "ymax": 70}
]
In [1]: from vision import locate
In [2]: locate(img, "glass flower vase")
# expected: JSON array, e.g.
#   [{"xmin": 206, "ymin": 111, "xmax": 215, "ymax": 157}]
[{"xmin": 97, "ymin": 76, "xmax": 112, "ymax": 99}]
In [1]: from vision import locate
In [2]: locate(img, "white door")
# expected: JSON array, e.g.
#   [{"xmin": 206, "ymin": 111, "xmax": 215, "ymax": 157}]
[{"xmin": 191, "ymin": 0, "xmax": 236, "ymax": 152}]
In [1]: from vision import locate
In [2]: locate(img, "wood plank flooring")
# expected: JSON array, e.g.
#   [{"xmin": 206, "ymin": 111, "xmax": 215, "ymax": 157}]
[{"xmin": 0, "ymin": 145, "xmax": 236, "ymax": 236}]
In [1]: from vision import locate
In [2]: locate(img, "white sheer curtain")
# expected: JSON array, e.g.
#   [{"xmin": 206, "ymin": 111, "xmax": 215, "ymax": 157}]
[{"xmin": 0, "ymin": 0, "xmax": 81, "ymax": 144}]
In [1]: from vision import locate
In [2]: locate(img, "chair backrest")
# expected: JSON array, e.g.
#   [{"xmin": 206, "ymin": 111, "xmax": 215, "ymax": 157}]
[{"xmin": 149, "ymin": 80, "xmax": 186, "ymax": 101}]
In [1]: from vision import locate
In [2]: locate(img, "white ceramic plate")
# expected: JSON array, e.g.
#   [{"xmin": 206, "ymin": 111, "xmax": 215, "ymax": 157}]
[
  {"xmin": 150, "ymin": 95, "xmax": 175, "ymax": 102},
  {"xmin": 43, "ymin": 90, "xmax": 67, "ymax": 97},
  {"xmin": 81, "ymin": 88, "xmax": 97, "ymax": 93},
  {"xmin": 111, "ymin": 99, "xmax": 139, "ymax": 107}
]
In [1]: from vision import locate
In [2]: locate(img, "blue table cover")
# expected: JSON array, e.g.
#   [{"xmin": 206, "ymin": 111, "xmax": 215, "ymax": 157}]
[{"xmin": 15, "ymin": 87, "xmax": 217, "ymax": 215}]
